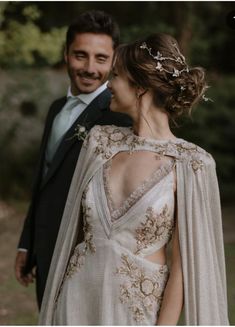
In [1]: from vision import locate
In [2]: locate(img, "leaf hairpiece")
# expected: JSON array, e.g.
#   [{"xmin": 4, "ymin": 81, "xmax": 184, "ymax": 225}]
[{"xmin": 140, "ymin": 42, "xmax": 189, "ymax": 77}]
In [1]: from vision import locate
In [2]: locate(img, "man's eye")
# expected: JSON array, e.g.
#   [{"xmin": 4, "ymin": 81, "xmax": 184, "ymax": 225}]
[
  {"xmin": 97, "ymin": 57, "xmax": 107, "ymax": 63},
  {"xmin": 75, "ymin": 54, "xmax": 85, "ymax": 59}
]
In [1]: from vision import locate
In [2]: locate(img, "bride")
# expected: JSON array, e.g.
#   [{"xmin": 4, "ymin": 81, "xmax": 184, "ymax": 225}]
[{"xmin": 39, "ymin": 33, "xmax": 229, "ymax": 325}]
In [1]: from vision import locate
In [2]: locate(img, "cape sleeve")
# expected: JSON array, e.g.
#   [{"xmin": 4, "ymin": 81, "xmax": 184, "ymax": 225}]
[
  {"xmin": 38, "ymin": 126, "xmax": 105, "ymax": 325},
  {"xmin": 176, "ymin": 155, "xmax": 229, "ymax": 325}
]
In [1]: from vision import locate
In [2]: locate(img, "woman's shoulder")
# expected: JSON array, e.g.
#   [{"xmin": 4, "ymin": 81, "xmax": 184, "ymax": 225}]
[
  {"xmin": 83, "ymin": 125, "xmax": 130, "ymax": 151},
  {"xmin": 176, "ymin": 138, "xmax": 215, "ymax": 168},
  {"xmin": 87, "ymin": 125, "xmax": 131, "ymax": 142},
  {"xmin": 89, "ymin": 124, "xmax": 130, "ymax": 135}
]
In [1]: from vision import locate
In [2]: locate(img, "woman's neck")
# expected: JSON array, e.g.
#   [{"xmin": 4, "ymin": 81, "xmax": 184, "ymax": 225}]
[{"xmin": 132, "ymin": 106, "xmax": 176, "ymax": 141}]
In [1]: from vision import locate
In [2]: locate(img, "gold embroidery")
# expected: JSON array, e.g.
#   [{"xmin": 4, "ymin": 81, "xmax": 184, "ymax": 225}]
[
  {"xmin": 65, "ymin": 186, "xmax": 96, "ymax": 278},
  {"xmin": 91, "ymin": 125, "xmax": 210, "ymax": 163},
  {"xmin": 191, "ymin": 159, "xmax": 204, "ymax": 172},
  {"xmin": 115, "ymin": 254, "xmax": 168, "ymax": 323},
  {"xmin": 134, "ymin": 205, "xmax": 174, "ymax": 255}
]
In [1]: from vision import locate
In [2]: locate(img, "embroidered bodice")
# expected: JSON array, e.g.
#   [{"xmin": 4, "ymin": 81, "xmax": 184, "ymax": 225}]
[{"xmin": 83, "ymin": 125, "xmax": 211, "ymax": 168}]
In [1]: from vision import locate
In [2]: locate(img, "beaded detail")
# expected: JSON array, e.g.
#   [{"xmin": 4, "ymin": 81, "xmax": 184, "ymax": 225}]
[
  {"xmin": 103, "ymin": 159, "xmax": 175, "ymax": 221},
  {"xmin": 115, "ymin": 254, "xmax": 169, "ymax": 323},
  {"xmin": 191, "ymin": 159, "xmax": 204, "ymax": 172},
  {"xmin": 65, "ymin": 186, "xmax": 96, "ymax": 278},
  {"xmin": 90, "ymin": 125, "xmax": 211, "ymax": 165},
  {"xmin": 134, "ymin": 205, "xmax": 174, "ymax": 255}
]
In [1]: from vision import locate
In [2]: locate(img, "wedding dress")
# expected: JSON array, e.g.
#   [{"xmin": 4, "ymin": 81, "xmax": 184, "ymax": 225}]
[{"xmin": 39, "ymin": 125, "xmax": 229, "ymax": 325}]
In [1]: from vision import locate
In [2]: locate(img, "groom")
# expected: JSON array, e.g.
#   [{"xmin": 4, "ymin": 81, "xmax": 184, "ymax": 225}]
[{"xmin": 15, "ymin": 10, "xmax": 131, "ymax": 308}]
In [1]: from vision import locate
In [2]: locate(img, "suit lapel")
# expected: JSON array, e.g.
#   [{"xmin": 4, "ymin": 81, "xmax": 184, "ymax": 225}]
[
  {"xmin": 35, "ymin": 97, "xmax": 66, "ymax": 185},
  {"xmin": 42, "ymin": 97, "xmax": 67, "ymax": 148},
  {"xmin": 40, "ymin": 89, "xmax": 110, "ymax": 190}
]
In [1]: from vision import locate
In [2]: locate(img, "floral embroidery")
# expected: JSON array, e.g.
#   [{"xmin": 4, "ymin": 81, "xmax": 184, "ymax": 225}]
[
  {"xmin": 134, "ymin": 205, "xmax": 174, "ymax": 255},
  {"xmin": 115, "ymin": 254, "xmax": 169, "ymax": 323},
  {"xmin": 91, "ymin": 125, "xmax": 210, "ymax": 163},
  {"xmin": 92, "ymin": 126, "xmax": 146, "ymax": 159},
  {"xmin": 65, "ymin": 186, "xmax": 96, "ymax": 278},
  {"xmin": 65, "ymin": 245, "xmax": 86, "ymax": 278},
  {"xmin": 191, "ymin": 159, "xmax": 204, "ymax": 172}
]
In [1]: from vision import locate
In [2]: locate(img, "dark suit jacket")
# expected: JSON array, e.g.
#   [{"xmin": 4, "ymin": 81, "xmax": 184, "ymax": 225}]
[{"xmin": 18, "ymin": 88, "xmax": 131, "ymax": 284}]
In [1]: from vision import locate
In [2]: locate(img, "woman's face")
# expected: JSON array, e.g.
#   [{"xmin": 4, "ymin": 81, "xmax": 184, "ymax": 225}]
[{"xmin": 107, "ymin": 65, "xmax": 137, "ymax": 115}]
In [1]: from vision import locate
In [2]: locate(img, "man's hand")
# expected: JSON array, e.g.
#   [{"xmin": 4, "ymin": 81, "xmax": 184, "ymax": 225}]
[{"xmin": 15, "ymin": 251, "xmax": 35, "ymax": 286}]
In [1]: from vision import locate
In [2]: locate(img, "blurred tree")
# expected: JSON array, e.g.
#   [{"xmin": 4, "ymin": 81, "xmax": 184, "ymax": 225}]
[
  {"xmin": 0, "ymin": 3, "xmax": 66, "ymax": 67},
  {"xmin": 0, "ymin": 1, "xmax": 234, "ymax": 71}
]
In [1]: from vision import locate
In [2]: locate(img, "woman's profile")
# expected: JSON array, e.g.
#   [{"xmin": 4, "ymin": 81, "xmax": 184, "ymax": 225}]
[{"xmin": 39, "ymin": 33, "xmax": 229, "ymax": 325}]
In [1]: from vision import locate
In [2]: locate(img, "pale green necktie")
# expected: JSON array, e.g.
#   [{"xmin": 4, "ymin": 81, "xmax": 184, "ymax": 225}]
[{"xmin": 46, "ymin": 96, "xmax": 82, "ymax": 162}]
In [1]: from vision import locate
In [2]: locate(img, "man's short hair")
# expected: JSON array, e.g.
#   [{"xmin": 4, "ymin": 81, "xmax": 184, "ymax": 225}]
[{"xmin": 66, "ymin": 10, "xmax": 120, "ymax": 51}]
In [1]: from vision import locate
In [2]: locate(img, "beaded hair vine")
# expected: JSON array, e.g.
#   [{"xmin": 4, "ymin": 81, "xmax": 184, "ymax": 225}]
[
  {"xmin": 140, "ymin": 42, "xmax": 212, "ymax": 102},
  {"xmin": 140, "ymin": 42, "xmax": 189, "ymax": 77}
]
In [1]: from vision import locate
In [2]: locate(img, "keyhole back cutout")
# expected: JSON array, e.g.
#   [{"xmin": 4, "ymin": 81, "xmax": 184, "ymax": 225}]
[{"xmin": 103, "ymin": 150, "xmax": 175, "ymax": 216}]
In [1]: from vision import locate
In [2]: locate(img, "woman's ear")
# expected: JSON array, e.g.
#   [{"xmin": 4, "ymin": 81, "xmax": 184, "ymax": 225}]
[{"xmin": 136, "ymin": 87, "xmax": 148, "ymax": 99}]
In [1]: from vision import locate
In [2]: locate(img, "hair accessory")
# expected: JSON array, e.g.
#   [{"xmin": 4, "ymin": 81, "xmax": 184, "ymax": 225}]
[
  {"xmin": 202, "ymin": 94, "xmax": 213, "ymax": 102},
  {"xmin": 140, "ymin": 42, "xmax": 189, "ymax": 77}
]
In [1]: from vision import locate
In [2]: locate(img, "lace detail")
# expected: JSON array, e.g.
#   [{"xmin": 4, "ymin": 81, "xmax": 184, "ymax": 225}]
[
  {"xmin": 65, "ymin": 186, "xmax": 96, "ymax": 278},
  {"xmin": 115, "ymin": 253, "xmax": 169, "ymax": 323},
  {"xmin": 191, "ymin": 159, "xmax": 204, "ymax": 172},
  {"xmin": 134, "ymin": 205, "xmax": 174, "ymax": 255},
  {"xmin": 103, "ymin": 159, "xmax": 175, "ymax": 221},
  {"xmin": 91, "ymin": 125, "xmax": 211, "ymax": 163}
]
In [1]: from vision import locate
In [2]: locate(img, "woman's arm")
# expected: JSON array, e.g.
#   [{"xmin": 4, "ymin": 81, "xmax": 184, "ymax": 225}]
[{"xmin": 156, "ymin": 218, "xmax": 184, "ymax": 325}]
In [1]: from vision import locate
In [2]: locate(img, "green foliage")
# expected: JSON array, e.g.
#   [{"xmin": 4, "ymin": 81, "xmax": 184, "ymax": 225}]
[
  {"xmin": 0, "ymin": 2, "xmax": 234, "ymax": 71},
  {"xmin": 0, "ymin": 4, "xmax": 66, "ymax": 67}
]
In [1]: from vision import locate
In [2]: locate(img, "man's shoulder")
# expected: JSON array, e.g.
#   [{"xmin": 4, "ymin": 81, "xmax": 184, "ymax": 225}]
[
  {"xmin": 45, "ymin": 96, "xmax": 67, "ymax": 120},
  {"xmin": 50, "ymin": 96, "xmax": 67, "ymax": 109}
]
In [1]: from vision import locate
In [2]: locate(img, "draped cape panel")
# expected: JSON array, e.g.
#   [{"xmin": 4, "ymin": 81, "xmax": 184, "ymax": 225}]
[{"xmin": 39, "ymin": 125, "xmax": 229, "ymax": 325}]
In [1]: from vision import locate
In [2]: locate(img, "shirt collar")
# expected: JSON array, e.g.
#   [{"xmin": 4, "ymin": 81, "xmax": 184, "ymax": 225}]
[{"xmin": 67, "ymin": 82, "xmax": 108, "ymax": 105}]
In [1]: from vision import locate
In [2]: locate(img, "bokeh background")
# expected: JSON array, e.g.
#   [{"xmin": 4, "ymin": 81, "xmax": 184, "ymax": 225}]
[{"xmin": 0, "ymin": 1, "xmax": 234, "ymax": 324}]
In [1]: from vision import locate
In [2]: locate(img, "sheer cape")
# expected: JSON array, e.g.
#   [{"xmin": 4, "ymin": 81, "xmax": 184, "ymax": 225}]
[{"xmin": 39, "ymin": 125, "xmax": 229, "ymax": 325}]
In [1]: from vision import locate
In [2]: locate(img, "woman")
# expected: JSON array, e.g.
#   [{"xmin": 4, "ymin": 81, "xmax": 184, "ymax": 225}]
[{"xmin": 39, "ymin": 33, "xmax": 229, "ymax": 325}]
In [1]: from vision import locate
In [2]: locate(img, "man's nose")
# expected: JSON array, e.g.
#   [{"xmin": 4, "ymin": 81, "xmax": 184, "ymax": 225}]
[{"xmin": 85, "ymin": 59, "xmax": 96, "ymax": 73}]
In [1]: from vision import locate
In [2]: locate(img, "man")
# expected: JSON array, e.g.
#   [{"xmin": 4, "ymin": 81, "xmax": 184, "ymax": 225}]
[{"xmin": 15, "ymin": 10, "xmax": 131, "ymax": 308}]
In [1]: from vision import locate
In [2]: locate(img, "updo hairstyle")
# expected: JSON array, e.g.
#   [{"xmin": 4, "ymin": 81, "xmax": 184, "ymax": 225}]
[{"xmin": 114, "ymin": 33, "xmax": 208, "ymax": 118}]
